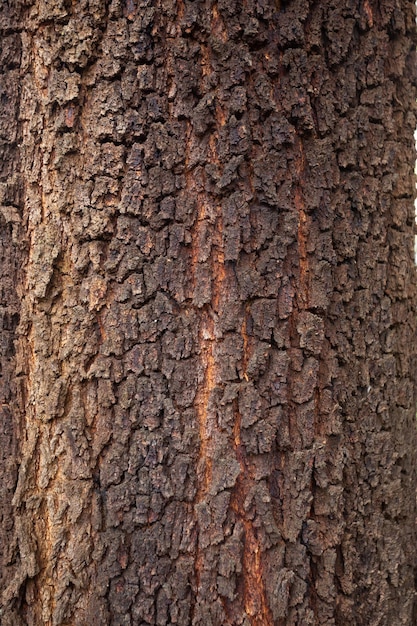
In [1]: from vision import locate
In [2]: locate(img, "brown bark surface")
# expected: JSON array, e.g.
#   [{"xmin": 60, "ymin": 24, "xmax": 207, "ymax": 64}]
[{"xmin": 0, "ymin": 1, "xmax": 417, "ymax": 625}]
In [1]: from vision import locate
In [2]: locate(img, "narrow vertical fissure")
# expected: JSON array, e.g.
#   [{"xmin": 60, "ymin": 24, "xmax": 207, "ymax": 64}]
[{"xmin": 227, "ymin": 307, "xmax": 274, "ymax": 626}]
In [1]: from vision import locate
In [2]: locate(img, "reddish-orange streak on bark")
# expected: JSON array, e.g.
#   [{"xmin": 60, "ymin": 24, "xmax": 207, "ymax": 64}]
[
  {"xmin": 192, "ymin": 203, "xmax": 225, "ymax": 496},
  {"xmin": 363, "ymin": 0, "xmax": 373, "ymax": 27},
  {"xmin": 185, "ymin": 119, "xmax": 214, "ymax": 500},
  {"xmin": 194, "ymin": 313, "xmax": 215, "ymax": 500},
  {"xmin": 228, "ymin": 313, "xmax": 274, "ymax": 626},
  {"xmin": 176, "ymin": 0, "xmax": 185, "ymax": 21},
  {"xmin": 190, "ymin": 8, "xmax": 272, "ymax": 619},
  {"xmin": 190, "ymin": 98, "xmax": 225, "ymax": 507},
  {"xmin": 212, "ymin": 4, "xmax": 228, "ymax": 43},
  {"xmin": 295, "ymin": 139, "xmax": 309, "ymax": 310},
  {"xmin": 296, "ymin": 187, "xmax": 309, "ymax": 306},
  {"xmin": 244, "ymin": 527, "xmax": 273, "ymax": 625},
  {"xmin": 232, "ymin": 419, "xmax": 274, "ymax": 626},
  {"xmin": 241, "ymin": 306, "xmax": 250, "ymax": 382},
  {"xmin": 186, "ymin": 105, "xmax": 228, "ymax": 597},
  {"xmin": 191, "ymin": 4, "xmax": 227, "ymax": 517}
]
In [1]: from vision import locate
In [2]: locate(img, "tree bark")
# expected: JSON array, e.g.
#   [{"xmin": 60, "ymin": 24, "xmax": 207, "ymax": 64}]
[{"xmin": 1, "ymin": 1, "xmax": 417, "ymax": 625}]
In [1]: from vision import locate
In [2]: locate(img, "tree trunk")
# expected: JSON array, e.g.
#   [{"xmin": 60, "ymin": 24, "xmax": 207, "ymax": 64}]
[{"xmin": 1, "ymin": 1, "xmax": 416, "ymax": 624}]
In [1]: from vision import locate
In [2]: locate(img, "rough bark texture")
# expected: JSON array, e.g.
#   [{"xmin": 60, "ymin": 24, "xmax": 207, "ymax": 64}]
[
  {"xmin": 0, "ymin": 1, "xmax": 416, "ymax": 625},
  {"xmin": 0, "ymin": 0, "xmax": 27, "ymax": 619}
]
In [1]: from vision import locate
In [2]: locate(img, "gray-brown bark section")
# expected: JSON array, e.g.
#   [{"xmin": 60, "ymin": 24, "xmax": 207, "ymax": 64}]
[
  {"xmin": 0, "ymin": 1, "xmax": 416, "ymax": 625},
  {"xmin": 0, "ymin": 0, "xmax": 27, "ymax": 620}
]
